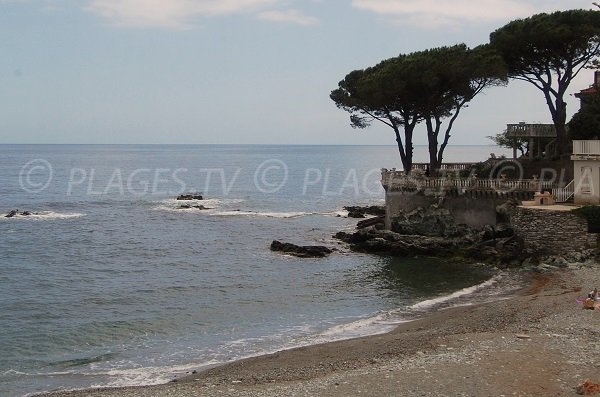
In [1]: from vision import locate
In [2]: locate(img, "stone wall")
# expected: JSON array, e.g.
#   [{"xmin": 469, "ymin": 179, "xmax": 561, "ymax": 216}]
[
  {"xmin": 512, "ymin": 207, "xmax": 598, "ymax": 256},
  {"xmin": 384, "ymin": 191, "xmax": 505, "ymax": 230}
]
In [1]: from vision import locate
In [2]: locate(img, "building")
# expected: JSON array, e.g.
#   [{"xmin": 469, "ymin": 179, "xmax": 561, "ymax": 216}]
[
  {"xmin": 574, "ymin": 71, "xmax": 600, "ymax": 108},
  {"xmin": 572, "ymin": 140, "xmax": 600, "ymax": 205},
  {"xmin": 505, "ymin": 122, "xmax": 556, "ymax": 159}
]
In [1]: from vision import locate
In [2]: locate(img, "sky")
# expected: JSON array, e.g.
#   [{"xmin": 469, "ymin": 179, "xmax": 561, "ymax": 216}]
[{"xmin": 0, "ymin": 0, "xmax": 598, "ymax": 145}]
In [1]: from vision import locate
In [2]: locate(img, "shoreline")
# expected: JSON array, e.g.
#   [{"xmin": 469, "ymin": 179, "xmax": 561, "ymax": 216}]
[{"xmin": 39, "ymin": 263, "xmax": 600, "ymax": 397}]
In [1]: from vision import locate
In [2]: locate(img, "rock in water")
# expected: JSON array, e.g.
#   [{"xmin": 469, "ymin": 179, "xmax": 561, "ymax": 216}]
[
  {"xmin": 5, "ymin": 209, "xmax": 18, "ymax": 218},
  {"xmin": 177, "ymin": 193, "xmax": 203, "ymax": 200},
  {"xmin": 343, "ymin": 205, "xmax": 386, "ymax": 217},
  {"xmin": 179, "ymin": 204, "xmax": 210, "ymax": 210},
  {"xmin": 270, "ymin": 240, "xmax": 333, "ymax": 258}
]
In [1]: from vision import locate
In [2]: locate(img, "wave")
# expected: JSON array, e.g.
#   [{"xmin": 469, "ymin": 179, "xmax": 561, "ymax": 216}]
[
  {"xmin": 209, "ymin": 210, "xmax": 312, "ymax": 218},
  {"xmin": 153, "ymin": 198, "xmax": 245, "ymax": 213},
  {"xmin": 313, "ymin": 274, "xmax": 510, "ymax": 344},
  {"xmin": 0, "ymin": 211, "xmax": 85, "ymax": 221},
  {"xmin": 408, "ymin": 275, "xmax": 502, "ymax": 311}
]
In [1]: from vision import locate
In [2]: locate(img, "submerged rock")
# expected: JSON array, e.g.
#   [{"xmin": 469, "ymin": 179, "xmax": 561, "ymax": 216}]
[
  {"xmin": 270, "ymin": 240, "xmax": 333, "ymax": 258},
  {"xmin": 179, "ymin": 204, "xmax": 209, "ymax": 210},
  {"xmin": 5, "ymin": 209, "xmax": 18, "ymax": 218}
]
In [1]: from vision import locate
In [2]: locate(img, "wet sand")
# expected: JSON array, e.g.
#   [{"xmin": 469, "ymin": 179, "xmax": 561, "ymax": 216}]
[{"xmin": 40, "ymin": 264, "xmax": 600, "ymax": 397}]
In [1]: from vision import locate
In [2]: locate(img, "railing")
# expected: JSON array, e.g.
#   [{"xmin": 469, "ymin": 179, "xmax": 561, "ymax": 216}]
[
  {"xmin": 552, "ymin": 180, "xmax": 574, "ymax": 203},
  {"xmin": 411, "ymin": 162, "xmax": 475, "ymax": 171},
  {"xmin": 506, "ymin": 123, "xmax": 557, "ymax": 138},
  {"xmin": 573, "ymin": 140, "xmax": 600, "ymax": 155},
  {"xmin": 381, "ymin": 170, "xmax": 555, "ymax": 193}
]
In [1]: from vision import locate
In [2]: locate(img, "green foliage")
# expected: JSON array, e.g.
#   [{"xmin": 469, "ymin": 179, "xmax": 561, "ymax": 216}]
[
  {"xmin": 330, "ymin": 44, "xmax": 506, "ymax": 172},
  {"xmin": 572, "ymin": 205, "xmax": 600, "ymax": 233},
  {"xmin": 487, "ymin": 130, "xmax": 529, "ymax": 157},
  {"xmin": 568, "ymin": 90, "xmax": 600, "ymax": 140},
  {"xmin": 489, "ymin": 9, "xmax": 600, "ymax": 154}
]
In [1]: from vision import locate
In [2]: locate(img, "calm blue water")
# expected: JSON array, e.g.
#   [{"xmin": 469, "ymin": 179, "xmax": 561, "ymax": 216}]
[{"xmin": 0, "ymin": 145, "xmax": 519, "ymax": 396}]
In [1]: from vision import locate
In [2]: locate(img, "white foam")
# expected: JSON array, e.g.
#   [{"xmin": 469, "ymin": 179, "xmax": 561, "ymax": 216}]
[
  {"xmin": 0, "ymin": 211, "xmax": 85, "ymax": 221},
  {"xmin": 92, "ymin": 361, "xmax": 219, "ymax": 388},
  {"xmin": 409, "ymin": 275, "xmax": 501, "ymax": 311},
  {"xmin": 315, "ymin": 314, "xmax": 406, "ymax": 342},
  {"xmin": 322, "ymin": 210, "xmax": 350, "ymax": 217},
  {"xmin": 153, "ymin": 198, "xmax": 245, "ymax": 213},
  {"xmin": 210, "ymin": 211, "xmax": 310, "ymax": 218}
]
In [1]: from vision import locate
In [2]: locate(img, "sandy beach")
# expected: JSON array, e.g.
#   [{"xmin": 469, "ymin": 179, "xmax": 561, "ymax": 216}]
[{"xmin": 40, "ymin": 263, "xmax": 600, "ymax": 397}]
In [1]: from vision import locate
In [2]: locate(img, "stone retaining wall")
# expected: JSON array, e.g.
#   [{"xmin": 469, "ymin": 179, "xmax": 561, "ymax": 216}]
[
  {"xmin": 512, "ymin": 207, "xmax": 598, "ymax": 256},
  {"xmin": 384, "ymin": 191, "xmax": 503, "ymax": 230}
]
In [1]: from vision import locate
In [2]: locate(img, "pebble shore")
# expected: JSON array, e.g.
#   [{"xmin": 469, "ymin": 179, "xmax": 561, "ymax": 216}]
[{"xmin": 39, "ymin": 262, "xmax": 600, "ymax": 397}]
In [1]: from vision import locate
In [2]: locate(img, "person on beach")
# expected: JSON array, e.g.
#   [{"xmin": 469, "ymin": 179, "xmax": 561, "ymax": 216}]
[{"xmin": 588, "ymin": 288, "xmax": 598, "ymax": 301}]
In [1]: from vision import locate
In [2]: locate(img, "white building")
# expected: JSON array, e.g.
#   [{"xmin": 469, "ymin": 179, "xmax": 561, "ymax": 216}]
[{"xmin": 572, "ymin": 140, "xmax": 600, "ymax": 205}]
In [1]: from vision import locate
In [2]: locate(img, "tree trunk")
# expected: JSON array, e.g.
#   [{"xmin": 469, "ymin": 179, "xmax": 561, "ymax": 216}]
[
  {"xmin": 553, "ymin": 98, "xmax": 569, "ymax": 156},
  {"xmin": 425, "ymin": 117, "xmax": 441, "ymax": 174},
  {"xmin": 391, "ymin": 124, "xmax": 410, "ymax": 174},
  {"xmin": 387, "ymin": 112, "xmax": 415, "ymax": 174}
]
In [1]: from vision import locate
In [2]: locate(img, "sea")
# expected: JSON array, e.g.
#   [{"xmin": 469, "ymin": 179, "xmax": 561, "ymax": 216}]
[{"xmin": 0, "ymin": 144, "xmax": 522, "ymax": 397}]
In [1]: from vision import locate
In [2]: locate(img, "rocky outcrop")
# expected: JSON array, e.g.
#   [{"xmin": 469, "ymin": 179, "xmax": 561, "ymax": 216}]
[
  {"xmin": 335, "ymin": 229, "xmax": 463, "ymax": 257},
  {"xmin": 5, "ymin": 210, "xmax": 36, "ymax": 218},
  {"xmin": 344, "ymin": 205, "xmax": 386, "ymax": 218},
  {"xmin": 390, "ymin": 206, "xmax": 473, "ymax": 238},
  {"xmin": 270, "ymin": 241, "xmax": 333, "ymax": 258},
  {"xmin": 336, "ymin": 204, "xmax": 526, "ymax": 265},
  {"xmin": 177, "ymin": 193, "xmax": 203, "ymax": 200}
]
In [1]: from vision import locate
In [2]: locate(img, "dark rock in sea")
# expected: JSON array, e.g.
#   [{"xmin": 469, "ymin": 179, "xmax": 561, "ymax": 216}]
[
  {"xmin": 270, "ymin": 240, "xmax": 333, "ymax": 258},
  {"xmin": 21, "ymin": 211, "xmax": 32, "ymax": 216},
  {"xmin": 5, "ymin": 209, "xmax": 18, "ymax": 218},
  {"xmin": 177, "ymin": 193, "xmax": 203, "ymax": 201},
  {"xmin": 335, "ymin": 228, "xmax": 460, "ymax": 257},
  {"xmin": 344, "ymin": 205, "xmax": 386, "ymax": 218}
]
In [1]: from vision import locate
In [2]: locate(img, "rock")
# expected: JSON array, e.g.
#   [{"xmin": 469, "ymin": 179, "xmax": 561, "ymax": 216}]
[
  {"xmin": 179, "ymin": 204, "xmax": 209, "ymax": 210},
  {"xmin": 356, "ymin": 216, "xmax": 385, "ymax": 229},
  {"xmin": 551, "ymin": 256, "xmax": 569, "ymax": 268},
  {"xmin": 576, "ymin": 380, "xmax": 600, "ymax": 395},
  {"xmin": 390, "ymin": 205, "xmax": 474, "ymax": 238},
  {"xmin": 270, "ymin": 240, "xmax": 333, "ymax": 258},
  {"xmin": 494, "ymin": 223, "xmax": 514, "ymax": 238},
  {"xmin": 496, "ymin": 200, "xmax": 516, "ymax": 223},
  {"xmin": 334, "ymin": 228, "xmax": 458, "ymax": 257},
  {"xmin": 177, "ymin": 193, "xmax": 203, "ymax": 200},
  {"xmin": 21, "ymin": 211, "xmax": 32, "ymax": 216},
  {"xmin": 481, "ymin": 224, "xmax": 495, "ymax": 241},
  {"xmin": 344, "ymin": 205, "xmax": 386, "ymax": 217},
  {"xmin": 5, "ymin": 210, "xmax": 18, "ymax": 218},
  {"xmin": 347, "ymin": 211, "xmax": 365, "ymax": 219}
]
